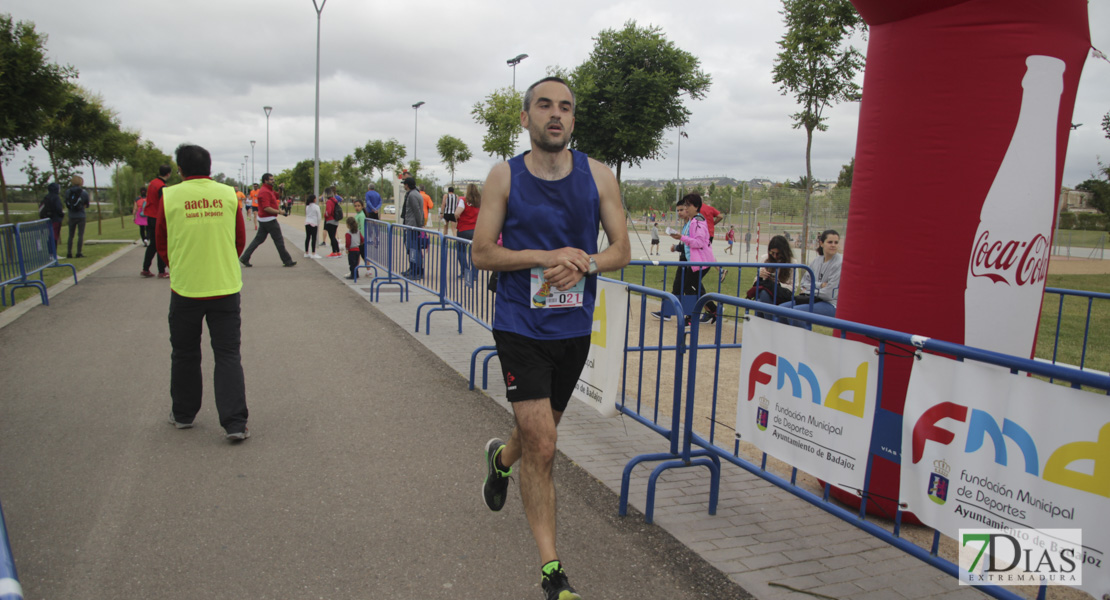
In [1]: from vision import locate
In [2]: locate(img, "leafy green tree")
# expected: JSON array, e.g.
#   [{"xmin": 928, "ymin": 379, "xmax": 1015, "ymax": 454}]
[
  {"xmin": 1102, "ymin": 110, "xmax": 1109, "ymax": 142},
  {"xmin": 837, "ymin": 156, "xmax": 855, "ymax": 188},
  {"xmin": 568, "ymin": 21, "xmax": 711, "ymax": 185},
  {"xmin": 1076, "ymin": 179, "xmax": 1110, "ymax": 214},
  {"xmin": 0, "ymin": 14, "xmax": 76, "ymax": 221},
  {"xmin": 772, "ymin": 0, "xmax": 865, "ymax": 260},
  {"xmin": 126, "ymin": 139, "xmax": 173, "ymax": 183},
  {"xmin": 436, "ymin": 135, "xmax": 472, "ymax": 186},
  {"xmin": 471, "ymin": 87, "xmax": 523, "ymax": 161},
  {"xmin": 20, "ymin": 157, "xmax": 55, "ymax": 196},
  {"xmin": 354, "ymin": 138, "xmax": 406, "ymax": 191},
  {"xmin": 54, "ymin": 91, "xmax": 134, "ymax": 232},
  {"xmin": 661, "ymin": 181, "xmax": 678, "ymax": 206}
]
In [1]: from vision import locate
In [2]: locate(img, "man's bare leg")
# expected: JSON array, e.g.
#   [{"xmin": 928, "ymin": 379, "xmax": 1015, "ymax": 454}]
[{"xmin": 500, "ymin": 399, "xmax": 563, "ymax": 564}]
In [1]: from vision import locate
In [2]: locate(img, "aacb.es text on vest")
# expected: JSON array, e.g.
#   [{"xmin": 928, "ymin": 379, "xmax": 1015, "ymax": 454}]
[{"xmin": 524, "ymin": 149, "xmax": 573, "ymax": 181}]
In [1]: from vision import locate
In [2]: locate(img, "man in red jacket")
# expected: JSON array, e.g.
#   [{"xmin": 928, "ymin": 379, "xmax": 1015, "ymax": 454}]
[
  {"xmin": 141, "ymin": 165, "xmax": 171, "ymax": 278},
  {"xmin": 238, "ymin": 173, "xmax": 296, "ymax": 268}
]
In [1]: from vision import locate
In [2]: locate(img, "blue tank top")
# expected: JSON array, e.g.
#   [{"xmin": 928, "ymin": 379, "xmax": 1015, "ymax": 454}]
[{"xmin": 493, "ymin": 150, "xmax": 600, "ymax": 340}]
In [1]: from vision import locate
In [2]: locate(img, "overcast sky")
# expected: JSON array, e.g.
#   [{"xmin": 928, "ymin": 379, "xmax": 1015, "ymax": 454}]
[{"xmin": 5, "ymin": 0, "xmax": 1109, "ymax": 189}]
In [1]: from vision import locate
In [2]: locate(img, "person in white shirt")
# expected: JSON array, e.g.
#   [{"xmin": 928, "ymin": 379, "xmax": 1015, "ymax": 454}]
[{"xmin": 303, "ymin": 194, "xmax": 322, "ymax": 258}]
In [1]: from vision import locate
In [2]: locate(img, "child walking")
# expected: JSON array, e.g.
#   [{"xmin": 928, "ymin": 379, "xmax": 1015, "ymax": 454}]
[
  {"xmin": 344, "ymin": 216, "xmax": 363, "ymax": 280},
  {"xmin": 304, "ymin": 194, "xmax": 321, "ymax": 258}
]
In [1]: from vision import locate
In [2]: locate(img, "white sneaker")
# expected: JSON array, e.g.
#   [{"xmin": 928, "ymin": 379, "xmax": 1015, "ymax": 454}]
[
  {"xmin": 312, "ymin": 253, "xmax": 322, "ymax": 259},
  {"xmin": 304, "ymin": 252, "xmax": 310, "ymax": 258}
]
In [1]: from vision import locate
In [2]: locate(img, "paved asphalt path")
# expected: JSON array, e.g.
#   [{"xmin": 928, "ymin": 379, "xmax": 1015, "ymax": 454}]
[{"xmin": 0, "ymin": 240, "xmax": 751, "ymax": 599}]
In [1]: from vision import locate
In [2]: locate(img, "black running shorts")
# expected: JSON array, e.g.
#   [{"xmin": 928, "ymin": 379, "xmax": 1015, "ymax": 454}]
[
  {"xmin": 492, "ymin": 329, "xmax": 591, "ymax": 412},
  {"xmin": 443, "ymin": 213, "xmax": 457, "ymax": 222}
]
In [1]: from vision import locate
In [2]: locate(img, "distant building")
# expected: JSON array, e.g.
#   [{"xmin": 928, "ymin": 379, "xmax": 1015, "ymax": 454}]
[{"xmin": 1059, "ymin": 188, "xmax": 1095, "ymax": 213}]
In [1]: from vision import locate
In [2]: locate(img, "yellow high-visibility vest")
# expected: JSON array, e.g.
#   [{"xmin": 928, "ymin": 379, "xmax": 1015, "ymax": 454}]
[{"xmin": 162, "ymin": 178, "xmax": 242, "ymax": 298}]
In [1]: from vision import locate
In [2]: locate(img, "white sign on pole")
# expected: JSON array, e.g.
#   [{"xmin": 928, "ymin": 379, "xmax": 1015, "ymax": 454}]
[
  {"xmin": 901, "ymin": 354, "xmax": 1109, "ymax": 598},
  {"xmin": 736, "ymin": 318, "xmax": 879, "ymax": 490},
  {"xmin": 572, "ymin": 279, "xmax": 628, "ymax": 417}
]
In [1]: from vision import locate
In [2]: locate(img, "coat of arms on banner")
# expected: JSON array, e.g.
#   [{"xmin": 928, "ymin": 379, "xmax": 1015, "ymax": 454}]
[{"xmin": 928, "ymin": 459, "xmax": 951, "ymax": 506}]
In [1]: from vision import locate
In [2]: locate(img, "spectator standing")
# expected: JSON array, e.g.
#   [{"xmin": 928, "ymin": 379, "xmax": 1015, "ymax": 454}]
[
  {"xmin": 247, "ymin": 184, "xmax": 260, "ymax": 229},
  {"xmin": 441, "ymin": 186, "xmax": 460, "ymax": 236},
  {"xmin": 699, "ymin": 201, "xmax": 723, "ymax": 243},
  {"xmin": 353, "ymin": 199, "xmax": 367, "ymax": 260},
  {"xmin": 323, "ymin": 187, "xmax": 343, "ymax": 257},
  {"xmin": 64, "ymin": 175, "xmax": 91, "ymax": 259},
  {"xmin": 134, "ymin": 187, "xmax": 149, "ymax": 246},
  {"xmin": 472, "ymin": 77, "xmax": 630, "ymax": 600},
  {"xmin": 400, "ymin": 177, "xmax": 425, "ymax": 278},
  {"xmin": 41, "ymin": 182, "xmax": 65, "ymax": 245},
  {"xmin": 653, "ymin": 193, "xmax": 717, "ymax": 324},
  {"xmin": 364, "ymin": 182, "xmax": 382, "ymax": 220},
  {"xmin": 650, "ymin": 223, "xmax": 660, "ymax": 255},
  {"xmin": 455, "ymin": 183, "xmax": 481, "ymax": 283},
  {"xmin": 343, "ymin": 216, "xmax": 363, "ymax": 280},
  {"xmin": 725, "ymin": 225, "xmax": 735, "ymax": 254},
  {"xmin": 303, "ymin": 194, "xmax": 321, "ymax": 258},
  {"xmin": 141, "ymin": 166, "xmax": 171, "ymax": 277},
  {"xmin": 744, "ymin": 230, "xmax": 751, "ymax": 253},
  {"xmin": 419, "ymin": 185, "xmax": 433, "ymax": 225},
  {"xmin": 156, "ymin": 143, "xmax": 250, "ymax": 441},
  {"xmin": 238, "ymin": 173, "xmax": 296, "ymax": 268}
]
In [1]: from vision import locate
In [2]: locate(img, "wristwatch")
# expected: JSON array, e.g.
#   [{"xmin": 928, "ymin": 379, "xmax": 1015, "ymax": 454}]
[{"xmin": 587, "ymin": 257, "xmax": 599, "ymax": 276}]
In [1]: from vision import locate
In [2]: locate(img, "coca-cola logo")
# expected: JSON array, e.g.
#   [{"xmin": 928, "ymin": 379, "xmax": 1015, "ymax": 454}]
[{"xmin": 968, "ymin": 230, "xmax": 1050, "ymax": 286}]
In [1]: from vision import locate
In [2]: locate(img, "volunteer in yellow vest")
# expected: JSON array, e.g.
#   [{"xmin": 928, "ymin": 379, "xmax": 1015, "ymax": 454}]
[{"xmin": 156, "ymin": 143, "xmax": 252, "ymax": 442}]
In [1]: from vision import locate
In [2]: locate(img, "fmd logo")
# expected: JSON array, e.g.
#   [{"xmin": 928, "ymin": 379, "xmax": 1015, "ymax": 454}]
[{"xmin": 746, "ymin": 351, "xmax": 869, "ymax": 419}]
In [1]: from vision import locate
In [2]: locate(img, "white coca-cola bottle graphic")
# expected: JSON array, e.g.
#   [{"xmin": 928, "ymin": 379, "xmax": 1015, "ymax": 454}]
[{"xmin": 965, "ymin": 55, "xmax": 1064, "ymax": 355}]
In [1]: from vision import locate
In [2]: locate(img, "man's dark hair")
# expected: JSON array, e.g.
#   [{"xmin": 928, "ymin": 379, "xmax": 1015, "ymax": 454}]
[
  {"xmin": 523, "ymin": 76, "xmax": 575, "ymax": 112},
  {"xmin": 403, "ymin": 177, "xmax": 416, "ymax": 190},
  {"xmin": 677, "ymin": 192, "xmax": 703, "ymax": 210},
  {"xmin": 158, "ymin": 164, "xmax": 172, "ymax": 177},
  {"xmin": 261, "ymin": 172, "xmax": 273, "ymax": 182},
  {"xmin": 448, "ymin": 186, "xmax": 454, "ymax": 193},
  {"xmin": 174, "ymin": 145, "xmax": 210, "ymax": 177}
]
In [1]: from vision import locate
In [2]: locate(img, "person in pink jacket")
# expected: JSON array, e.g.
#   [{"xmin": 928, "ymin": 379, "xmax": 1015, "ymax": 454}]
[{"xmin": 652, "ymin": 192, "xmax": 717, "ymax": 324}]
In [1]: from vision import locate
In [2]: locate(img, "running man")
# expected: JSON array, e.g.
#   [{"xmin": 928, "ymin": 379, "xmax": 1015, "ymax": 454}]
[{"xmin": 472, "ymin": 76, "xmax": 630, "ymax": 600}]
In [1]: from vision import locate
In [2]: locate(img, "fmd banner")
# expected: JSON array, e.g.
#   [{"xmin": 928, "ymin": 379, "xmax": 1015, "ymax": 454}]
[
  {"xmin": 901, "ymin": 354, "xmax": 1108, "ymax": 598},
  {"xmin": 572, "ymin": 279, "xmax": 628, "ymax": 417},
  {"xmin": 736, "ymin": 318, "xmax": 878, "ymax": 490}
]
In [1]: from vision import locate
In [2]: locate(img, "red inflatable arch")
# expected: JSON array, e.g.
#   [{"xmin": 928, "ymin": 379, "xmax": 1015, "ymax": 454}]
[{"xmin": 837, "ymin": 0, "xmax": 1091, "ymax": 519}]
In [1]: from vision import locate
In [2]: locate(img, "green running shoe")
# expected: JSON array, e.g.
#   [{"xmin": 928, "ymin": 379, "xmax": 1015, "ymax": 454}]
[
  {"xmin": 541, "ymin": 561, "xmax": 581, "ymax": 600},
  {"xmin": 482, "ymin": 438, "xmax": 511, "ymax": 511}
]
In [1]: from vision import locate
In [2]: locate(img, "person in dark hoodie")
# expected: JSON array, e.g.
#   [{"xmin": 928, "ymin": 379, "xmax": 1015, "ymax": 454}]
[
  {"xmin": 64, "ymin": 175, "xmax": 91, "ymax": 258},
  {"xmin": 41, "ymin": 182, "xmax": 65, "ymax": 245}
]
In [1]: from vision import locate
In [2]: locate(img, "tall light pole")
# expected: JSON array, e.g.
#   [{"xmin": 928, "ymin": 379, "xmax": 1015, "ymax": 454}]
[
  {"xmin": 250, "ymin": 140, "xmax": 256, "ymax": 183},
  {"xmin": 412, "ymin": 101, "xmax": 425, "ymax": 167},
  {"xmin": 675, "ymin": 130, "xmax": 688, "ymax": 203},
  {"xmin": 312, "ymin": 0, "xmax": 327, "ymax": 198},
  {"xmin": 263, "ymin": 106, "xmax": 273, "ymax": 173},
  {"xmin": 507, "ymin": 53, "xmax": 528, "ymax": 90}
]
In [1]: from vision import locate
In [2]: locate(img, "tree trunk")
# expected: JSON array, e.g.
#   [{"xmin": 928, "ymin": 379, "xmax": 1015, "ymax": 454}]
[
  {"xmin": 615, "ymin": 161, "xmax": 622, "ymax": 188},
  {"xmin": 116, "ymin": 163, "xmax": 125, "ymax": 229},
  {"xmin": 0, "ymin": 161, "xmax": 9, "ymax": 224},
  {"xmin": 91, "ymin": 161, "xmax": 103, "ymax": 235},
  {"xmin": 802, "ymin": 124, "xmax": 814, "ymax": 265}
]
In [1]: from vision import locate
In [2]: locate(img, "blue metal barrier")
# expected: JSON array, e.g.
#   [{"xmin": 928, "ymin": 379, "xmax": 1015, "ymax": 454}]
[
  {"xmin": 1043, "ymin": 287, "xmax": 1110, "ymax": 374},
  {"xmin": 362, "ymin": 220, "xmax": 407, "ymax": 302},
  {"xmin": 663, "ymin": 293, "xmax": 1110, "ymax": 600},
  {"xmin": 0, "ymin": 498, "xmax": 22, "ymax": 600},
  {"xmin": 1, "ymin": 219, "xmax": 76, "ymax": 306},
  {"xmin": 0, "ymin": 225, "xmax": 20, "ymax": 296}
]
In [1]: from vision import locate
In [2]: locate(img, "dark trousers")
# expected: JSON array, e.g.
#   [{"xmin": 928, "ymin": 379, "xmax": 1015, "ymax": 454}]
[
  {"xmin": 51, "ymin": 221, "xmax": 62, "ymax": 247},
  {"xmin": 305, "ymin": 225, "xmax": 318, "ymax": 253},
  {"xmin": 66, "ymin": 217, "xmax": 86, "ymax": 257},
  {"xmin": 670, "ymin": 265, "xmax": 717, "ymax": 315},
  {"xmin": 241, "ymin": 219, "xmax": 294, "ymax": 265},
  {"xmin": 324, "ymin": 223, "xmax": 340, "ymax": 254},
  {"xmin": 404, "ymin": 229, "xmax": 423, "ymax": 277},
  {"xmin": 143, "ymin": 218, "xmax": 166, "ymax": 273},
  {"xmin": 456, "ymin": 229, "xmax": 474, "ymax": 279},
  {"xmin": 168, "ymin": 292, "xmax": 248, "ymax": 433},
  {"xmin": 348, "ymin": 249, "xmax": 360, "ymax": 277}
]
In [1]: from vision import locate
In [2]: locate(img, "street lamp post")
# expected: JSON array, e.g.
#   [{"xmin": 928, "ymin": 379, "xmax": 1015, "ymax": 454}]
[
  {"xmin": 263, "ymin": 106, "xmax": 273, "ymax": 173},
  {"xmin": 412, "ymin": 101, "xmax": 425, "ymax": 166},
  {"xmin": 506, "ymin": 53, "xmax": 528, "ymax": 90},
  {"xmin": 250, "ymin": 140, "xmax": 256, "ymax": 183},
  {"xmin": 675, "ymin": 130, "xmax": 688, "ymax": 204},
  {"xmin": 312, "ymin": 0, "xmax": 327, "ymax": 198}
]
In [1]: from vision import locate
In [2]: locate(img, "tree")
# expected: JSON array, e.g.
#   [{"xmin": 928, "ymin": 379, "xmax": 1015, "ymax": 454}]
[
  {"xmin": 471, "ymin": 87, "xmax": 523, "ymax": 161},
  {"xmin": 1076, "ymin": 179, "xmax": 1110, "ymax": 214},
  {"xmin": 837, "ymin": 156, "xmax": 854, "ymax": 188},
  {"xmin": 771, "ymin": 0, "xmax": 865, "ymax": 261},
  {"xmin": 354, "ymin": 138, "xmax": 406, "ymax": 190},
  {"xmin": 126, "ymin": 139, "xmax": 173, "ymax": 183},
  {"xmin": 0, "ymin": 15, "xmax": 76, "ymax": 222},
  {"xmin": 568, "ymin": 21, "xmax": 712, "ymax": 185},
  {"xmin": 436, "ymin": 135, "xmax": 472, "ymax": 186},
  {"xmin": 1102, "ymin": 110, "xmax": 1110, "ymax": 142}
]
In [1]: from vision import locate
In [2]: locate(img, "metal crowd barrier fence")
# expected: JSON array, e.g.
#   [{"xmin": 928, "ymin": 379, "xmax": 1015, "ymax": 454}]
[
  {"xmin": 1042, "ymin": 287, "xmax": 1110, "ymax": 375},
  {"xmin": 623, "ymin": 292, "xmax": 1110, "ymax": 600},
  {"xmin": 0, "ymin": 498, "xmax": 20, "ymax": 600},
  {"xmin": 1, "ymin": 219, "xmax": 76, "ymax": 306},
  {"xmin": 360, "ymin": 220, "xmax": 406, "ymax": 302}
]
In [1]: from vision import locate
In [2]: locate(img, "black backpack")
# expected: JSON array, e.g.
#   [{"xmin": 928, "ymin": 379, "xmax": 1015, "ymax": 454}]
[
  {"xmin": 332, "ymin": 201, "xmax": 343, "ymax": 221},
  {"xmin": 65, "ymin": 188, "xmax": 84, "ymax": 211}
]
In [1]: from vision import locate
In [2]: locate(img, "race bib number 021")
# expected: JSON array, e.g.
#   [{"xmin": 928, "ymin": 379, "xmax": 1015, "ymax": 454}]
[{"xmin": 530, "ymin": 267, "xmax": 584, "ymax": 309}]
